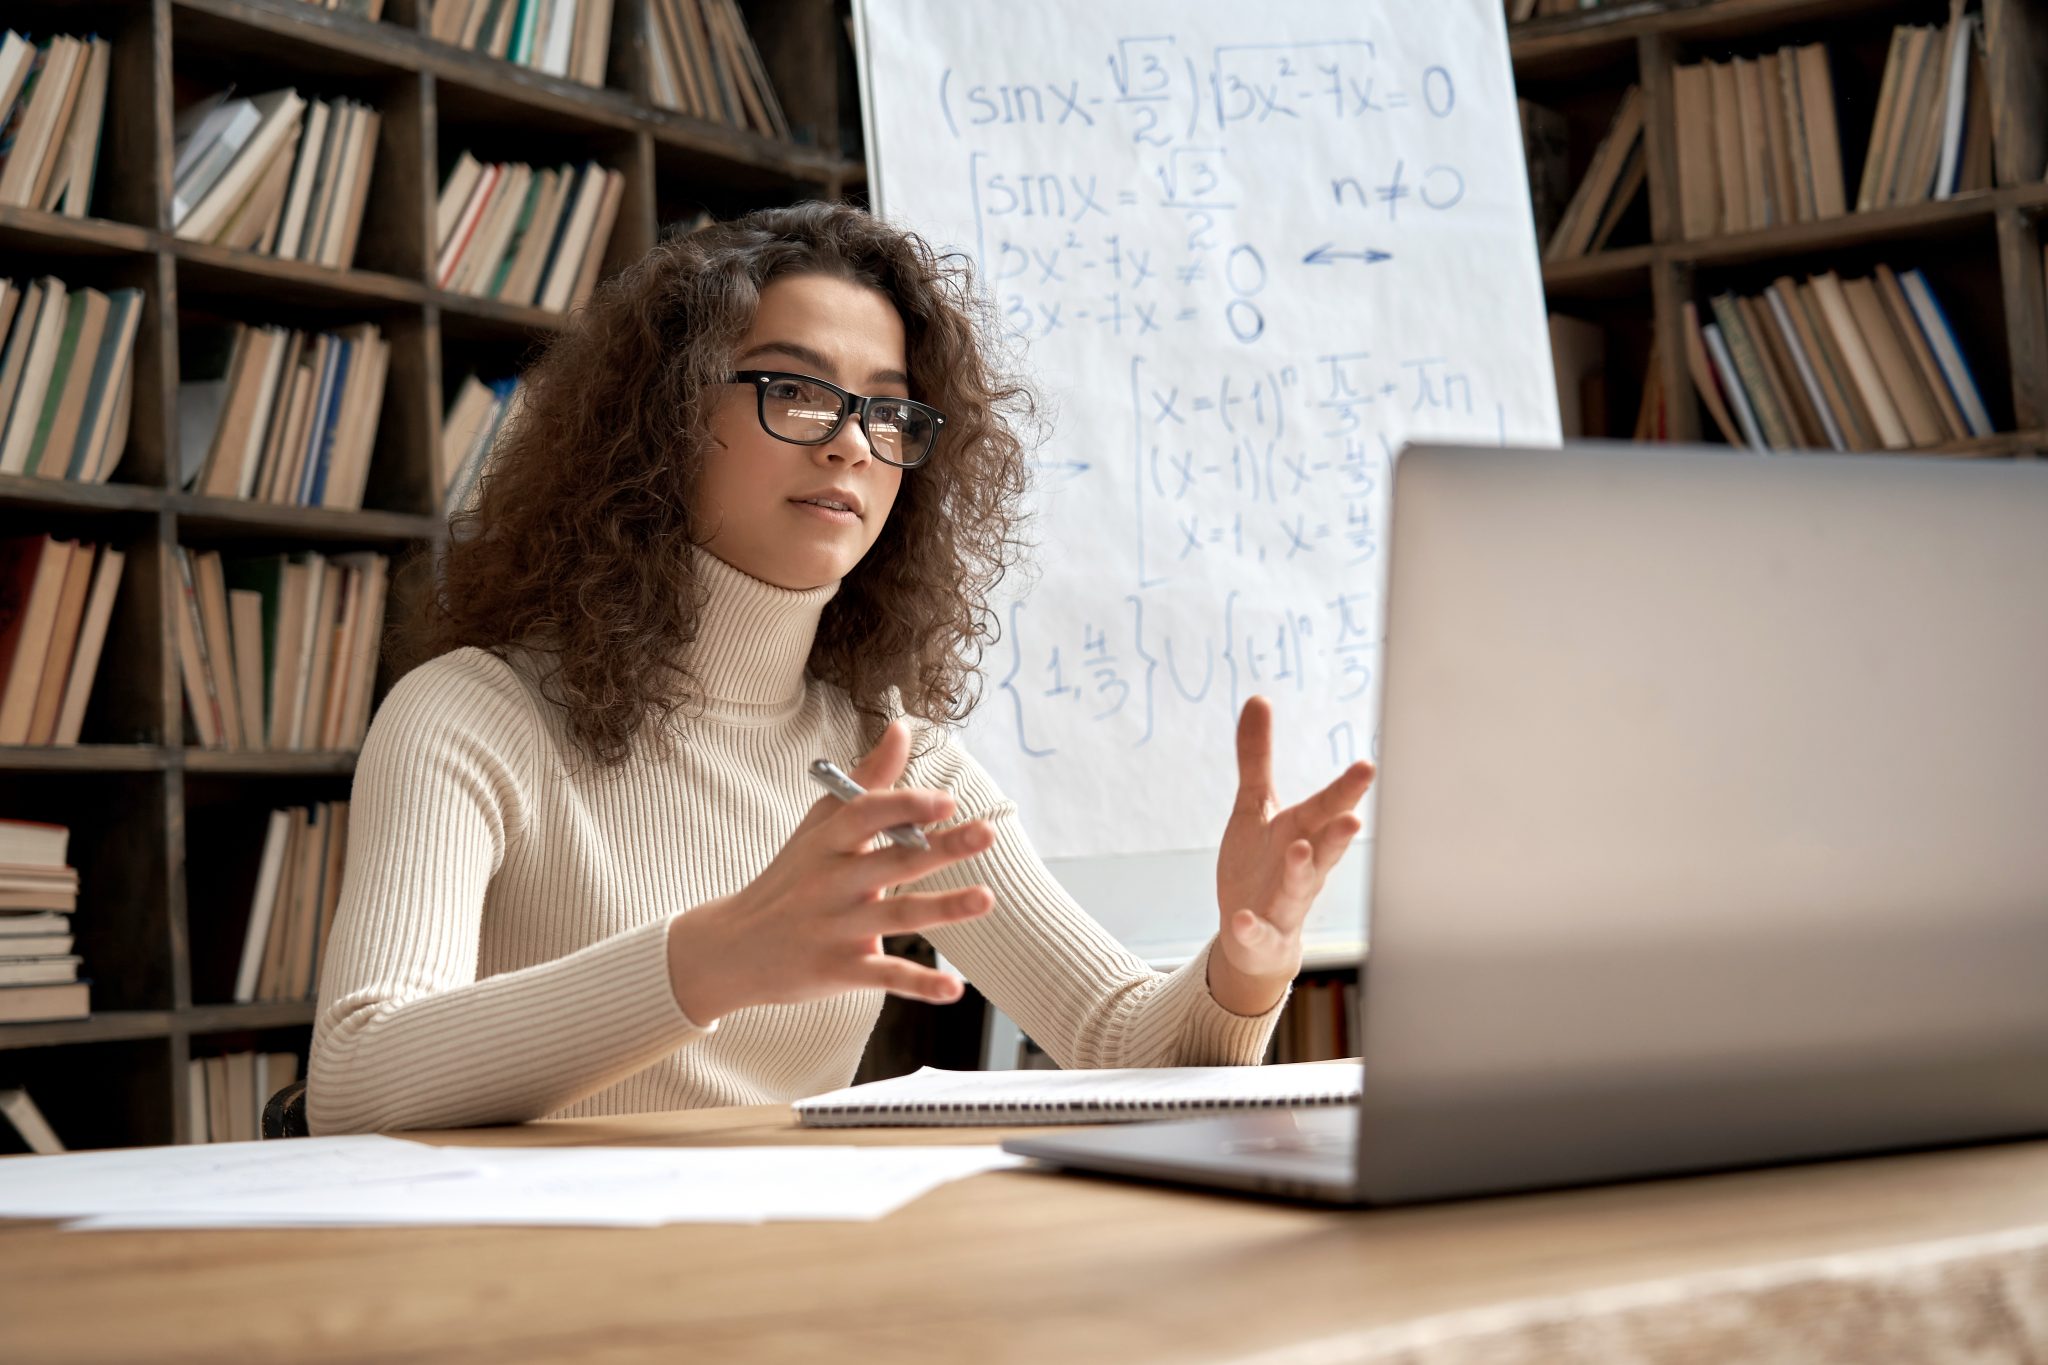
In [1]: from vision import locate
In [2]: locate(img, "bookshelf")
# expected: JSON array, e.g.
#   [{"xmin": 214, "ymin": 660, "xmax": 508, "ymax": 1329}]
[
  {"xmin": 1521, "ymin": 0, "xmax": 2048, "ymax": 449},
  {"xmin": 0, "ymin": 0, "xmax": 858, "ymax": 1151}
]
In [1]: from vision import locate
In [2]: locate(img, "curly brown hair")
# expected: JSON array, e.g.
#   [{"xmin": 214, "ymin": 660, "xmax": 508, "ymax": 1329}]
[{"xmin": 397, "ymin": 202, "xmax": 1037, "ymax": 768}]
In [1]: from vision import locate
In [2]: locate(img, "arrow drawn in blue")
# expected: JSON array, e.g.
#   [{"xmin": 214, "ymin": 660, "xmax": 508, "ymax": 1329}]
[{"xmin": 1302, "ymin": 244, "xmax": 1394, "ymax": 266}]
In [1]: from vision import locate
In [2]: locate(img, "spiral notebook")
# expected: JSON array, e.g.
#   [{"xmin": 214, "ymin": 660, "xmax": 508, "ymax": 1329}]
[{"xmin": 793, "ymin": 1062, "xmax": 1363, "ymax": 1128}]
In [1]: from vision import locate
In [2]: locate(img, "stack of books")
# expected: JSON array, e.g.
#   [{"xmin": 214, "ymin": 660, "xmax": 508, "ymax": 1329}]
[
  {"xmin": 0, "ymin": 818, "xmax": 86, "ymax": 1024},
  {"xmin": 0, "ymin": 536, "xmax": 125, "ymax": 747},
  {"xmin": 0, "ymin": 277, "xmax": 143, "ymax": 484},
  {"xmin": 174, "ymin": 88, "xmax": 384, "ymax": 267},
  {"xmin": 0, "ymin": 31, "xmax": 110, "ymax": 217},
  {"xmin": 426, "ymin": 0, "xmax": 614, "ymax": 87},
  {"xmin": 1542, "ymin": 86, "xmax": 1644, "ymax": 262},
  {"xmin": 434, "ymin": 155, "xmax": 625, "ymax": 312},
  {"xmin": 179, "ymin": 321, "xmax": 390, "ymax": 509},
  {"xmin": 189, "ymin": 1051, "xmax": 300, "ymax": 1143},
  {"xmin": 440, "ymin": 374, "xmax": 521, "ymax": 517},
  {"xmin": 234, "ymin": 802, "xmax": 349, "ymax": 1004},
  {"xmin": 1856, "ymin": 15, "xmax": 1993, "ymax": 211},
  {"xmin": 645, "ymin": 0, "xmax": 791, "ymax": 140},
  {"xmin": 173, "ymin": 547, "xmax": 390, "ymax": 752},
  {"xmin": 1672, "ymin": 47, "xmax": 1847, "ymax": 238},
  {"xmin": 1685, "ymin": 266, "xmax": 1992, "ymax": 453}
]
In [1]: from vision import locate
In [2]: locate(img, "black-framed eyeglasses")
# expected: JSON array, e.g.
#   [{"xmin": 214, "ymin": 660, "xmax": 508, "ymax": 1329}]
[{"xmin": 727, "ymin": 370, "xmax": 946, "ymax": 469}]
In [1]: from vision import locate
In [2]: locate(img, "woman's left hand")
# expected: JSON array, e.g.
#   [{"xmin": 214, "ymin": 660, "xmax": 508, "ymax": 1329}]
[{"xmin": 1210, "ymin": 696, "xmax": 1376, "ymax": 1013}]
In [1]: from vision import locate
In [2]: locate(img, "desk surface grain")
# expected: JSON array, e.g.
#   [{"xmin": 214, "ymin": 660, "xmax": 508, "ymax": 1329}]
[{"xmin": 3, "ymin": 1109, "xmax": 2047, "ymax": 1365}]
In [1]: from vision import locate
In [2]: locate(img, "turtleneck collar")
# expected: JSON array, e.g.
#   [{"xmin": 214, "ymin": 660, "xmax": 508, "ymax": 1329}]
[{"xmin": 686, "ymin": 551, "xmax": 840, "ymax": 715}]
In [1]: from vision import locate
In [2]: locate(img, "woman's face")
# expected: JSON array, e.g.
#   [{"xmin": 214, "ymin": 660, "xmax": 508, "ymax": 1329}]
[{"xmin": 698, "ymin": 273, "xmax": 910, "ymax": 590}]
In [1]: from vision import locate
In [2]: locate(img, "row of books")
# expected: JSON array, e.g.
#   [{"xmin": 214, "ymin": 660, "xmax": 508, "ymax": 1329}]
[
  {"xmin": 1855, "ymin": 16, "xmax": 1993, "ymax": 213},
  {"xmin": 1268, "ymin": 978, "xmax": 1357, "ymax": 1065},
  {"xmin": 427, "ymin": 0, "xmax": 614, "ymax": 87},
  {"xmin": 234, "ymin": 802, "xmax": 350, "ymax": 1005},
  {"xmin": 179, "ymin": 321, "xmax": 390, "ymax": 510},
  {"xmin": 189, "ymin": 1051, "xmax": 301, "ymax": 1144},
  {"xmin": 174, "ymin": 88, "xmax": 383, "ymax": 267},
  {"xmin": 645, "ymin": 0, "xmax": 791, "ymax": 140},
  {"xmin": 0, "ymin": 537, "xmax": 125, "ymax": 748},
  {"xmin": 435, "ymin": 155, "xmax": 624, "ymax": 313},
  {"xmin": 440, "ymin": 374, "xmax": 521, "ymax": 516},
  {"xmin": 174, "ymin": 547, "xmax": 391, "ymax": 752},
  {"xmin": 174, "ymin": 89, "xmax": 382, "ymax": 270},
  {"xmin": 1673, "ymin": 47, "xmax": 1847, "ymax": 240},
  {"xmin": 1686, "ymin": 266, "xmax": 1992, "ymax": 454},
  {"xmin": 0, "ymin": 818, "xmax": 87, "ymax": 1024},
  {"xmin": 1541, "ymin": 17, "xmax": 2004, "ymax": 255},
  {"xmin": 0, "ymin": 277, "xmax": 142, "ymax": 484},
  {"xmin": 0, "ymin": 32, "xmax": 109, "ymax": 217}
]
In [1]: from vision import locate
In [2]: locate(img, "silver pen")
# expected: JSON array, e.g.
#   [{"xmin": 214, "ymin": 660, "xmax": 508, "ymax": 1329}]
[{"xmin": 807, "ymin": 758, "xmax": 932, "ymax": 851}]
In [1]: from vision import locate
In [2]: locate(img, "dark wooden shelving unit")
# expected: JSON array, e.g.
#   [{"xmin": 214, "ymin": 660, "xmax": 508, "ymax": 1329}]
[
  {"xmin": 1521, "ymin": 0, "xmax": 2048, "ymax": 447},
  {"xmin": 0, "ymin": 0, "xmax": 860, "ymax": 1149}
]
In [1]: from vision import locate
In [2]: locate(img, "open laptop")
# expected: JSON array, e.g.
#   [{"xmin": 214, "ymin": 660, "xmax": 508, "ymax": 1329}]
[{"xmin": 1005, "ymin": 441, "xmax": 2048, "ymax": 1205}]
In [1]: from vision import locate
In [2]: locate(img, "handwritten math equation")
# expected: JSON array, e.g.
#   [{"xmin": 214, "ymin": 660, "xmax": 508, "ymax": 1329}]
[{"xmin": 930, "ymin": 30, "xmax": 1512, "ymax": 772}]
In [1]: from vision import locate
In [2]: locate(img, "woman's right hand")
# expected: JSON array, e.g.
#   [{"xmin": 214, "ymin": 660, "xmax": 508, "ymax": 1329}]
[{"xmin": 664, "ymin": 720, "xmax": 996, "ymax": 1025}]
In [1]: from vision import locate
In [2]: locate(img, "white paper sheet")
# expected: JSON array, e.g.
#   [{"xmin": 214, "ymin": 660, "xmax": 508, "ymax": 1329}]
[
  {"xmin": 856, "ymin": 0, "xmax": 1559, "ymax": 859},
  {"xmin": 24, "ymin": 1141, "xmax": 1024, "ymax": 1231}
]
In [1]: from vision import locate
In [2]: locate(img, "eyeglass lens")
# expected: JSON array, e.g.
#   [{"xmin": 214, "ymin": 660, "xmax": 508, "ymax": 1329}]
[{"xmin": 758, "ymin": 375, "xmax": 935, "ymax": 465}]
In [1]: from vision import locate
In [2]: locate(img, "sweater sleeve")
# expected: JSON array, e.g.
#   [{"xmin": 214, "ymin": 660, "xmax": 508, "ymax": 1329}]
[
  {"xmin": 308, "ymin": 649, "xmax": 710, "ymax": 1135},
  {"xmin": 906, "ymin": 730, "xmax": 1286, "ymax": 1068}
]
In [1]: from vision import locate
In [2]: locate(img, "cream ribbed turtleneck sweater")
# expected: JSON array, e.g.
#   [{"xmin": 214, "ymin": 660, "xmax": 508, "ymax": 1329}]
[{"xmin": 308, "ymin": 553, "xmax": 1284, "ymax": 1134}]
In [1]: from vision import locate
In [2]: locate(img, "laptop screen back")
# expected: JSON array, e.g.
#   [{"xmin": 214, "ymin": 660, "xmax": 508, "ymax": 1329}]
[{"xmin": 1358, "ymin": 444, "xmax": 2048, "ymax": 1202}]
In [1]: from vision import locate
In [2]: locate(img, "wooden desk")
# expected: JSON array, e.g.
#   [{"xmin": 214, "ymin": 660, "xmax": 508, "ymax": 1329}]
[{"xmin": 2, "ymin": 1109, "xmax": 2046, "ymax": 1364}]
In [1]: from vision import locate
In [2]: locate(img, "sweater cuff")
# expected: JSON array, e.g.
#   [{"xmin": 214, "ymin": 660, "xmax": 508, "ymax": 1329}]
[{"xmin": 1150, "ymin": 938, "xmax": 1290, "ymax": 1065}]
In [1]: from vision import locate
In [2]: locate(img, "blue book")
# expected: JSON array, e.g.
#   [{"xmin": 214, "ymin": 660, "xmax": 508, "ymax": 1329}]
[
  {"xmin": 305, "ymin": 336, "xmax": 353, "ymax": 507},
  {"xmin": 64, "ymin": 288, "xmax": 141, "ymax": 481},
  {"xmin": 295, "ymin": 337, "xmax": 343, "ymax": 507},
  {"xmin": 1898, "ymin": 269, "xmax": 1993, "ymax": 439},
  {"xmin": 529, "ymin": 161, "xmax": 590, "ymax": 307}
]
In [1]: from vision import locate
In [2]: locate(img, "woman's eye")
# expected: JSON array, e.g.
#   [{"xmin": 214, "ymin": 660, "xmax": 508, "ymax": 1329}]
[{"xmin": 765, "ymin": 381, "xmax": 804, "ymax": 401}]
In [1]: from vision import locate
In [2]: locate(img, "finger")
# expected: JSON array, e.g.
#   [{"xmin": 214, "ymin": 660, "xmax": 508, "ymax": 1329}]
[
  {"xmin": 1308, "ymin": 813, "xmax": 1362, "ymax": 874},
  {"xmin": 854, "ymin": 818, "xmax": 996, "ymax": 888},
  {"xmin": 1287, "ymin": 760, "xmax": 1376, "ymax": 830},
  {"xmin": 860, "ymin": 954, "xmax": 969, "ymax": 1005},
  {"xmin": 850, "ymin": 719, "xmax": 912, "ymax": 790},
  {"xmin": 867, "ymin": 885, "xmax": 995, "ymax": 936},
  {"xmin": 1234, "ymin": 696, "xmax": 1276, "ymax": 813},
  {"xmin": 821, "ymin": 789, "xmax": 960, "ymax": 851}
]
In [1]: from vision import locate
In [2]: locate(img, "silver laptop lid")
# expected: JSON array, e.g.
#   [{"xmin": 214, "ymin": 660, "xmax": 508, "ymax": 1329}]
[{"xmin": 1358, "ymin": 443, "xmax": 2048, "ymax": 1203}]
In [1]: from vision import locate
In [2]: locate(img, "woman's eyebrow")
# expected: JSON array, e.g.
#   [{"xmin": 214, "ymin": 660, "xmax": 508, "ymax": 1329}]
[{"xmin": 736, "ymin": 341, "xmax": 910, "ymax": 388}]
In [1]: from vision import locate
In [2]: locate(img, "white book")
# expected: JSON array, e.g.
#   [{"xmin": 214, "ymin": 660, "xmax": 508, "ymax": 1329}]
[
  {"xmin": 434, "ymin": 150, "xmax": 484, "ymax": 251},
  {"xmin": 1763, "ymin": 287, "xmax": 1846, "ymax": 452},
  {"xmin": 233, "ymin": 810, "xmax": 293, "ymax": 1003},
  {"xmin": 538, "ymin": 163, "xmax": 607, "ymax": 312},
  {"xmin": 1933, "ymin": 13, "xmax": 1978, "ymax": 200},
  {"xmin": 0, "ymin": 1087, "xmax": 65, "ymax": 1154},
  {"xmin": 0, "ymin": 34, "xmax": 34, "ymax": 133},
  {"xmin": 171, "ymin": 86, "xmax": 235, "ymax": 184},
  {"xmin": 794, "ymin": 1063, "xmax": 1365, "ymax": 1128},
  {"xmin": 172, "ymin": 96, "xmax": 262, "ymax": 225},
  {"xmin": 179, "ymin": 89, "xmax": 305, "ymax": 243},
  {"xmin": 540, "ymin": 0, "xmax": 577, "ymax": 77},
  {"xmin": 1701, "ymin": 321, "xmax": 1765, "ymax": 450}
]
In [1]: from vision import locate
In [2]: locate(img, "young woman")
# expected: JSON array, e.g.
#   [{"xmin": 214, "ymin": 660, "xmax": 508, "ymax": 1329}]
[{"xmin": 308, "ymin": 202, "xmax": 1374, "ymax": 1135}]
